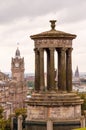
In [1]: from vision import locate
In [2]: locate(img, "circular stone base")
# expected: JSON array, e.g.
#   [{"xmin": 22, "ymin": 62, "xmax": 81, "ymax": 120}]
[
  {"xmin": 26, "ymin": 91, "xmax": 83, "ymax": 122},
  {"xmin": 26, "ymin": 91, "xmax": 83, "ymax": 106}
]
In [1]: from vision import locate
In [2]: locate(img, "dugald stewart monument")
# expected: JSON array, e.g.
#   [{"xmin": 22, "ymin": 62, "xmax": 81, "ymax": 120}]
[{"xmin": 26, "ymin": 20, "xmax": 83, "ymax": 130}]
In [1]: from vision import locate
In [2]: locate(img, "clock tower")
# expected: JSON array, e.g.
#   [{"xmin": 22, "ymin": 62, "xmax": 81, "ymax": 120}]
[{"xmin": 11, "ymin": 48, "xmax": 24, "ymax": 81}]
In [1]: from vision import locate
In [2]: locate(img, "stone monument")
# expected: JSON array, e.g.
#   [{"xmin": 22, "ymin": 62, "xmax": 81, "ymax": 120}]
[{"xmin": 26, "ymin": 20, "xmax": 83, "ymax": 130}]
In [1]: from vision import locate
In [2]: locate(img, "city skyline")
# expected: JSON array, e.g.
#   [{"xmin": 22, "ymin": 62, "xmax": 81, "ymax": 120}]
[{"xmin": 0, "ymin": 0, "xmax": 86, "ymax": 73}]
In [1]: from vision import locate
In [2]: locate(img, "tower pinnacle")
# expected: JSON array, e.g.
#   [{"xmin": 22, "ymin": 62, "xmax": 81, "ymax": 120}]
[{"xmin": 15, "ymin": 47, "xmax": 20, "ymax": 58}]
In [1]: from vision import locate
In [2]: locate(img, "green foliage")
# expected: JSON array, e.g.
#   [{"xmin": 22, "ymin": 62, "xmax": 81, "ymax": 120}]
[
  {"xmin": 73, "ymin": 128, "xmax": 86, "ymax": 130},
  {"xmin": 78, "ymin": 93, "xmax": 86, "ymax": 114},
  {"xmin": 15, "ymin": 108, "xmax": 27, "ymax": 117},
  {"xmin": 27, "ymin": 81, "xmax": 34, "ymax": 88},
  {"xmin": 0, "ymin": 106, "xmax": 11, "ymax": 130},
  {"xmin": 5, "ymin": 118, "xmax": 11, "ymax": 130},
  {"xmin": 0, "ymin": 106, "xmax": 4, "ymax": 119},
  {"xmin": 0, "ymin": 119, "xmax": 7, "ymax": 130}
]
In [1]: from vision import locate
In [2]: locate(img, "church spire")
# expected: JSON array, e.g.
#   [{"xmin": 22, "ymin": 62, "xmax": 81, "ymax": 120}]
[
  {"xmin": 75, "ymin": 66, "xmax": 79, "ymax": 78},
  {"xmin": 15, "ymin": 47, "xmax": 20, "ymax": 58},
  {"xmin": 15, "ymin": 43, "xmax": 21, "ymax": 58}
]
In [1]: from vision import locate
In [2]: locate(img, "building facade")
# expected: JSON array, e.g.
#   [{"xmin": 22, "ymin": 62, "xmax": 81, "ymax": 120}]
[{"xmin": 0, "ymin": 48, "xmax": 27, "ymax": 119}]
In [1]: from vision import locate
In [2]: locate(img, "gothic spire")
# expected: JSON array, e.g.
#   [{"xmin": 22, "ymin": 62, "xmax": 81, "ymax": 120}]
[{"xmin": 15, "ymin": 47, "xmax": 20, "ymax": 58}]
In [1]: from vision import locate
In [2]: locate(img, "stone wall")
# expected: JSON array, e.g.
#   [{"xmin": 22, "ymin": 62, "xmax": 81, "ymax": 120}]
[{"xmin": 27, "ymin": 105, "xmax": 81, "ymax": 121}]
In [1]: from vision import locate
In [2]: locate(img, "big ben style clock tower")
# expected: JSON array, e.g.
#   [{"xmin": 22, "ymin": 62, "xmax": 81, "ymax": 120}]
[{"xmin": 11, "ymin": 48, "xmax": 24, "ymax": 81}]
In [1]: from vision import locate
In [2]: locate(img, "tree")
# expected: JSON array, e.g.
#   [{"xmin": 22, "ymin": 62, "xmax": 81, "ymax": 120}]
[
  {"xmin": 27, "ymin": 81, "xmax": 34, "ymax": 88},
  {"xmin": 78, "ymin": 93, "xmax": 86, "ymax": 115},
  {"xmin": 0, "ymin": 105, "xmax": 11, "ymax": 130},
  {"xmin": 14, "ymin": 108, "xmax": 27, "ymax": 129}
]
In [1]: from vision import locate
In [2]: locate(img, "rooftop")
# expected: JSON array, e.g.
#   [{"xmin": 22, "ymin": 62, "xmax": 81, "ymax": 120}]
[{"xmin": 30, "ymin": 20, "xmax": 76, "ymax": 39}]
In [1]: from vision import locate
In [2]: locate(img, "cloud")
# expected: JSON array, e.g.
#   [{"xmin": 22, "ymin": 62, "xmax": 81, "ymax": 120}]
[
  {"xmin": 0, "ymin": 0, "xmax": 86, "ymax": 24},
  {"xmin": 0, "ymin": 0, "xmax": 86, "ymax": 73}
]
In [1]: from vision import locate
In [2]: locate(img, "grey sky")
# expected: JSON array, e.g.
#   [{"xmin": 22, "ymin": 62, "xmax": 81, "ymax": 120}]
[
  {"xmin": 0, "ymin": 0, "xmax": 86, "ymax": 23},
  {"xmin": 0, "ymin": 0, "xmax": 86, "ymax": 73}
]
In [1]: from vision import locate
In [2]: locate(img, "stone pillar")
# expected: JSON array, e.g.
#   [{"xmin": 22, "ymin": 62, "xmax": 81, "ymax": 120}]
[
  {"xmin": 58, "ymin": 48, "xmax": 66, "ymax": 91},
  {"xmin": 39, "ymin": 48, "xmax": 44, "ymax": 91},
  {"xmin": 81, "ymin": 116, "xmax": 85, "ymax": 128},
  {"xmin": 47, "ymin": 119, "xmax": 53, "ymax": 130},
  {"xmin": 57, "ymin": 49, "xmax": 61, "ymax": 91},
  {"xmin": 46, "ymin": 49, "xmax": 50, "ymax": 90},
  {"xmin": 66, "ymin": 48, "xmax": 72, "ymax": 92},
  {"xmin": 34, "ymin": 48, "xmax": 40, "ymax": 91},
  {"xmin": 84, "ymin": 110, "xmax": 86, "ymax": 127},
  {"xmin": 18, "ymin": 115, "xmax": 22, "ymax": 130},
  {"xmin": 49, "ymin": 48, "xmax": 55, "ymax": 90}
]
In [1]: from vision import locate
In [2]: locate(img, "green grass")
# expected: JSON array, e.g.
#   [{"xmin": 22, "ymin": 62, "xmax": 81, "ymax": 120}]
[{"xmin": 73, "ymin": 128, "xmax": 86, "ymax": 130}]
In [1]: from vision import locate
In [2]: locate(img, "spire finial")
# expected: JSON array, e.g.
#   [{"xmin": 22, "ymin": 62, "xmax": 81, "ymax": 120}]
[
  {"xmin": 50, "ymin": 20, "xmax": 57, "ymax": 30},
  {"xmin": 17, "ymin": 42, "xmax": 19, "ymax": 48}
]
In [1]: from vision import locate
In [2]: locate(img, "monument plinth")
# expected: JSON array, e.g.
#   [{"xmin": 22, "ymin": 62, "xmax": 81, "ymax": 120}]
[{"xmin": 26, "ymin": 20, "xmax": 83, "ymax": 130}]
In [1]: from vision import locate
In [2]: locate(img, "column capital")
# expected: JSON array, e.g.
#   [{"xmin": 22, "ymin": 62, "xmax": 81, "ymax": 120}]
[
  {"xmin": 39, "ymin": 48, "xmax": 44, "ymax": 52},
  {"xmin": 66, "ymin": 48, "xmax": 73, "ymax": 56},
  {"xmin": 49, "ymin": 47, "xmax": 55, "ymax": 51},
  {"xmin": 58, "ymin": 48, "xmax": 66, "ymax": 53},
  {"xmin": 34, "ymin": 48, "xmax": 38, "ymax": 52},
  {"xmin": 67, "ymin": 48, "xmax": 73, "ymax": 52},
  {"xmin": 61, "ymin": 48, "xmax": 67, "ymax": 52}
]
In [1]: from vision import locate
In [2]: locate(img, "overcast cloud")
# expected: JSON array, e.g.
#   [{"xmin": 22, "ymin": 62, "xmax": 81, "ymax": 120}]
[
  {"xmin": 0, "ymin": 0, "xmax": 86, "ymax": 24},
  {"xmin": 0, "ymin": 0, "xmax": 86, "ymax": 73}
]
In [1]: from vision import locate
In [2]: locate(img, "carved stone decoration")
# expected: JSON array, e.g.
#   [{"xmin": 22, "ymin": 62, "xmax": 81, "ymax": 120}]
[{"xmin": 35, "ymin": 39, "xmax": 72, "ymax": 48}]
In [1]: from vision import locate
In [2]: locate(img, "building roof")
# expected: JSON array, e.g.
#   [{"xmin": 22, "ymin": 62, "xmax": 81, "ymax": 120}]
[
  {"xmin": 30, "ymin": 20, "xmax": 76, "ymax": 40},
  {"xmin": 0, "ymin": 72, "xmax": 9, "ymax": 80}
]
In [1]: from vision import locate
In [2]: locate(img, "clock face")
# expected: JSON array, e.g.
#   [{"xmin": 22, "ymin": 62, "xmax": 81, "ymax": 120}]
[{"xmin": 15, "ymin": 63, "xmax": 19, "ymax": 67}]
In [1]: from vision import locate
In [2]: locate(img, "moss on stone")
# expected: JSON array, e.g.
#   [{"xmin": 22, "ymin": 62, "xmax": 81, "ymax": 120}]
[{"xmin": 73, "ymin": 128, "xmax": 86, "ymax": 130}]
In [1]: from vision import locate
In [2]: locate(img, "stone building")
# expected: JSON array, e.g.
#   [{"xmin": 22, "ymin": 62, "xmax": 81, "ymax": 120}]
[
  {"xmin": 26, "ymin": 20, "xmax": 83, "ymax": 130},
  {"xmin": 10, "ymin": 47, "xmax": 27, "ymax": 108},
  {"xmin": 73, "ymin": 66, "xmax": 81, "ymax": 86},
  {"xmin": 11, "ymin": 47, "xmax": 24, "ymax": 82},
  {"xmin": 0, "ymin": 48, "xmax": 27, "ymax": 119}
]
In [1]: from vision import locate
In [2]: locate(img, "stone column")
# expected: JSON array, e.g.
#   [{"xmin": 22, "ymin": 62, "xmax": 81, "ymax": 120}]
[
  {"xmin": 84, "ymin": 110, "xmax": 86, "ymax": 127},
  {"xmin": 66, "ymin": 48, "xmax": 72, "ymax": 92},
  {"xmin": 57, "ymin": 49, "xmax": 61, "ymax": 91},
  {"xmin": 58, "ymin": 48, "xmax": 66, "ymax": 91},
  {"xmin": 46, "ymin": 49, "xmax": 50, "ymax": 90},
  {"xmin": 34, "ymin": 48, "xmax": 40, "ymax": 91},
  {"xmin": 39, "ymin": 48, "xmax": 44, "ymax": 91},
  {"xmin": 81, "ymin": 116, "xmax": 85, "ymax": 128},
  {"xmin": 47, "ymin": 119, "xmax": 53, "ymax": 130},
  {"xmin": 49, "ymin": 48, "xmax": 55, "ymax": 90},
  {"xmin": 18, "ymin": 115, "xmax": 22, "ymax": 130}
]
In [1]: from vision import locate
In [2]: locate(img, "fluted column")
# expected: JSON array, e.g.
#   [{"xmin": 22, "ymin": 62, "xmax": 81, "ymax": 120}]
[
  {"xmin": 58, "ymin": 48, "xmax": 66, "ymax": 91},
  {"xmin": 46, "ymin": 49, "xmax": 50, "ymax": 90},
  {"xmin": 49, "ymin": 48, "xmax": 55, "ymax": 90},
  {"xmin": 39, "ymin": 48, "xmax": 44, "ymax": 91},
  {"xmin": 57, "ymin": 49, "xmax": 61, "ymax": 91},
  {"xmin": 66, "ymin": 48, "xmax": 72, "ymax": 92},
  {"xmin": 34, "ymin": 48, "xmax": 40, "ymax": 91}
]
